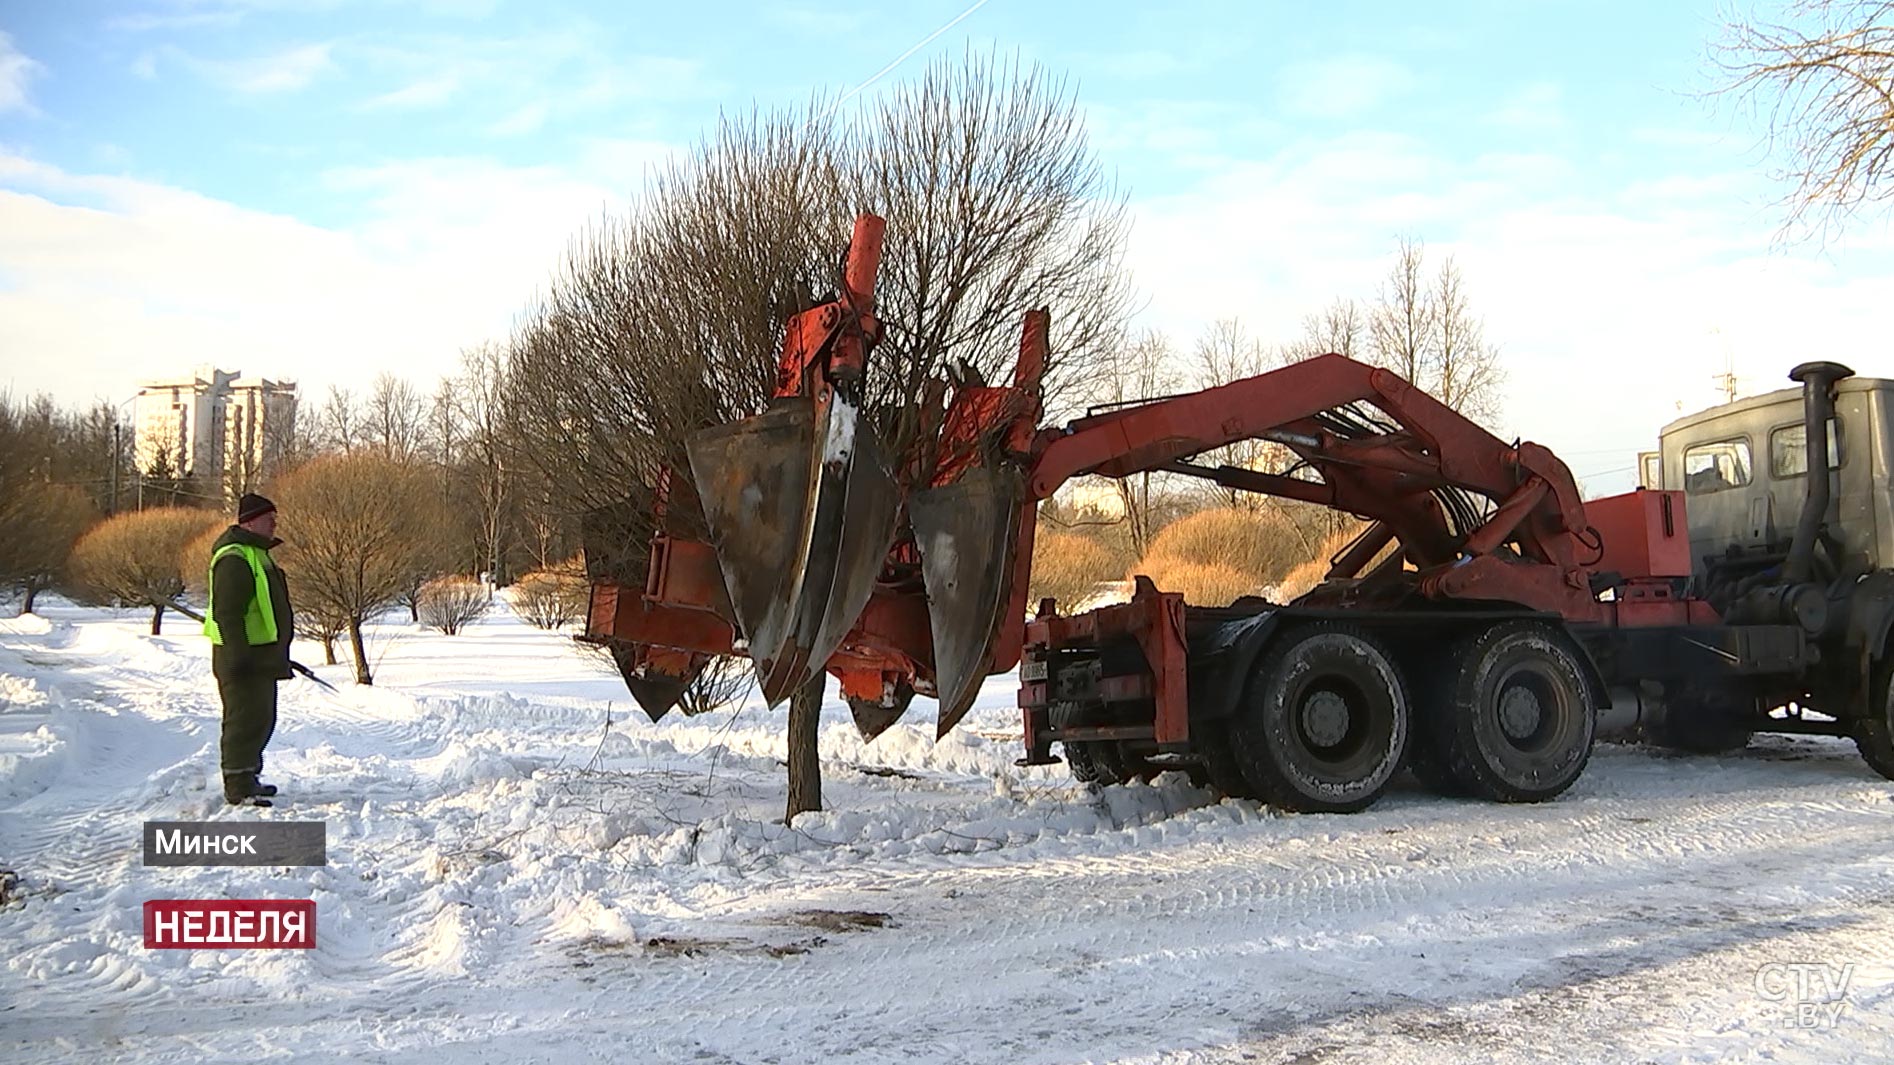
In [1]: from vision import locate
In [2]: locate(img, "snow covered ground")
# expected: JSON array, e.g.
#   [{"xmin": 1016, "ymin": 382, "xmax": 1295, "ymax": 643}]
[{"xmin": 3, "ymin": 597, "xmax": 1893, "ymax": 1064}]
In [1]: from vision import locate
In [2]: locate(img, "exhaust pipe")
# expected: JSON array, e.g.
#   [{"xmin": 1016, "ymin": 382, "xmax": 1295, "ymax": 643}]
[{"xmin": 1783, "ymin": 361, "xmax": 1853, "ymax": 583}]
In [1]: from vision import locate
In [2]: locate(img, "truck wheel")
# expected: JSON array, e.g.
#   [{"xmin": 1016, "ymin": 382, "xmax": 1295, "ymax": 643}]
[
  {"xmin": 1853, "ymin": 666, "xmax": 1894, "ymax": 781},
  {"xmin": 1228, "ymin": 623, "xmax": 1409, "ymax": 813},
  {"xmin": 1196, "ymin": 721, "xmax": 1256, "ymax": 799},
  {"xmin": 1050, "ymin": 702, "xmax": 1126, "ymax": 786},
  {"xmin": 1062, "ymin": 741, "xmax": 1105, "ymax": 784},
  {"xmin": 1436, "ymin": 621, "xmax": 1594, "ymax": 803},
  {"xmin": 1088, "ymin": 741, "xmax": 1133, "ymax": 785}
]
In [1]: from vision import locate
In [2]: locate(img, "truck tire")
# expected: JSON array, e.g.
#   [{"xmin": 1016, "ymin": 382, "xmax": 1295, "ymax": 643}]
[
  {"xmin": 1854, "ymin": 665, "xmax": 1894, "ymax": 781},
  {"xmin": 1228, "ymin": 623, "xmax": 1409, "ymax": 813},
  {"xmin": 1195, "ymin": 720, "xmax": 1256, "ymax": 799},
  {"xmin": 1050, "ymin": 702, "xmax": 1126, "ymax": 786},
  {"xmin": 1432, "ymin": 620, "xmax": 1594, "ymax": 803}
]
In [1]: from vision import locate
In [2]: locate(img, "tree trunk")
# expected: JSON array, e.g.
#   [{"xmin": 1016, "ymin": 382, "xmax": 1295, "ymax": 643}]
[
  {"xmin": 784, "ymin": 673, "xmax": 825, "ymax": 823},
  {"xmin": 21, "ymin": 578, "xmax": 40, "ymax": 615},
  {"xmin": 347, "ymin": 618, "xmax": 372, "ymax": 685},
  {"xmin": 149, "ymin": 602, "xmax": 164, "ymax": 635},
  {"xmin": 321, "ymin": 635, "xmax": 337, "ymax": 665}
]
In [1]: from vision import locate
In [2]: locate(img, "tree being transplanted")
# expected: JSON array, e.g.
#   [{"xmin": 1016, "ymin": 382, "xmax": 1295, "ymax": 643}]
[
  {"xmin": 69, "ymin": 508, "xmax": 221, "ymax": 634},
  {"xmin": 507, "ymin": 49, "xmax": 1134, "ymax": 822},
  {"xmin": 273, "ymin": 452, "xmax": 432, "ymax": 684}
]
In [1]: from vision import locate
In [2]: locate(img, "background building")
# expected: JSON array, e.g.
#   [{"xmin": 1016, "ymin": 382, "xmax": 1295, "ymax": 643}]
[{"xmin": 132, "ymin": 367, "xmax": 297, "ymax": 502}]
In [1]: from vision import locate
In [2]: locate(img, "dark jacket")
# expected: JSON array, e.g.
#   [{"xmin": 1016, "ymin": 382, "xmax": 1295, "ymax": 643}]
[{"xmin": 209, "ymin": 525, "xmax": 295, "ymax": 680}]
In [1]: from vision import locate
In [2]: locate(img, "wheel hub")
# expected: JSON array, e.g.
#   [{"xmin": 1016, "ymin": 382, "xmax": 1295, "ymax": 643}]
[
  {"xmin": 1302, "ymin": 689, "xmax": 1352, "ymax": 748},
  {"xmin": 1498, "ymin": 683, "xmax": 1544, "ymax": 741}
]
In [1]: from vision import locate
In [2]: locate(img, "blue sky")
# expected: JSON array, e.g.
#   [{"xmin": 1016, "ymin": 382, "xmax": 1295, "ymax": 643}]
[{"xmin": 2, "ymin": 0, "xmax": 1891, "ymax": 492}]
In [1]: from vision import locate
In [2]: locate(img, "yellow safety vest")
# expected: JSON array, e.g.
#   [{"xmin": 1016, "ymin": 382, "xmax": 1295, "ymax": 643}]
[{"xmin": 204, "ymin": 543, "xmax": 279, "ymax": 646}]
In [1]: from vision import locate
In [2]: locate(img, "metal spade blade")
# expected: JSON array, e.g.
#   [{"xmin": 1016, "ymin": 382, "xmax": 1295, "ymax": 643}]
[
  {"xmin": 688, "ymin": 393, "xmax": 899, "ymax": 706},
  {"xmin": 604, "ymin": 645, "xmax": 704, "ymax": 723},
  {"xmin": 910, "ymin": 466, "xmax": 1024, "ymax": 736},
  {"xmin": 846, "ymin": 682, "xmax": 916, "ymax": 742}
]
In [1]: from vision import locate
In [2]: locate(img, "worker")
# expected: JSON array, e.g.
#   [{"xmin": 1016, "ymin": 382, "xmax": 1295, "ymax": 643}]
[{"xmin": 205, "ymin": 492, "xmax": 296, "ymax": 807}]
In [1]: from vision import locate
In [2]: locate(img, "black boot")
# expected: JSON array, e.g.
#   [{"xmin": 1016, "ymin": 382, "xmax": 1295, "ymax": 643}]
[{"xmin": 224, "ymin": 773, "xmax": 273, "ymax": 807}]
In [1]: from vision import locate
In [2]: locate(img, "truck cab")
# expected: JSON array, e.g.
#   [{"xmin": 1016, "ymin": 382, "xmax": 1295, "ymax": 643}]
[{"xmin": 1645, "ymin": 376, "xmax": 1894, "ymax": 580}]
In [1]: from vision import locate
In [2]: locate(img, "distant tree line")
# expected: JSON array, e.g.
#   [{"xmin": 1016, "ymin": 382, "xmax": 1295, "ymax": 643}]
[{"xmin": 0, "ymin": 347, "xmax": 587, "ymax": 686}]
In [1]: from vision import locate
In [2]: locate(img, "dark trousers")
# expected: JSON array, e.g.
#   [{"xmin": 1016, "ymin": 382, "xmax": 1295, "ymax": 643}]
[{"xmin": 216, "ymin": 669, "xmax": 279, "ymax": 795}]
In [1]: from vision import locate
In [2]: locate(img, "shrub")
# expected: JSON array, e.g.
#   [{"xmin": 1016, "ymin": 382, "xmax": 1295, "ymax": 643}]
[
  {"xmin": 1129, "ymin": 554, "xmax": 1263, "ymax": 607},
  {"xmin": 511, "ymin": 560, "xmax": 588, "ymax": 629},
  {"xmin": 2, "ymin": 482, "xmax": 98, "ymax": 614},
  {"xmin": 1142, "ymin": 506, "xmax": 1303, "ymax": 585},
  {"xmin": 1275, "ymin": 523, "xmax": 1373, "ymax": 602},
  {"xmin": 179, "ymin": 522, "xmax": 228, "ymax": 600},
  {"xmin": 417, "ymin": 575, "xmax": 490, "ymax": 635},
  {"xmin": 274, "ymin": 452, "xmax": 435, "ymax": 684},
  {"xmin": 1029, "ymin": 529, "xmax": 1119, "ymax": 613},
  {"xmin": 69, "ymin": 508, "xmax": 222, "ymax": 633}
]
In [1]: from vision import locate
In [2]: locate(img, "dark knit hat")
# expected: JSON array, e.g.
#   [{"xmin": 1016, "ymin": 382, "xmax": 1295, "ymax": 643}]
[{"xmin": 237, "ymin": 493, "xmax": 276, "ymax": 523}]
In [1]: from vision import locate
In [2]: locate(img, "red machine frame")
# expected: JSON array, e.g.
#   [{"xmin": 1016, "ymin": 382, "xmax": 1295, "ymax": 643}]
[{"xmin": 584, "ymin": 213, "xmax": 1706, "ymax": 743}]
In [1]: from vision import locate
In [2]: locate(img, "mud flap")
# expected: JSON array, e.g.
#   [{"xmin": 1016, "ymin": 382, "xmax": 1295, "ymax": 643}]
[
  {"xmin": 688, "ymin": 392, "xmax": 899, "ymax": 706},
  {"xmin": 910, "ymin": 466, "xmax": 1024, "ymax": 736}
]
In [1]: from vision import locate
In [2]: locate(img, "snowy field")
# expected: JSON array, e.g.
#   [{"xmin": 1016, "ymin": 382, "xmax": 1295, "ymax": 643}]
[{"xmin": 3, "ymin": 597, "xmax": 1893, "ymax": 1064}]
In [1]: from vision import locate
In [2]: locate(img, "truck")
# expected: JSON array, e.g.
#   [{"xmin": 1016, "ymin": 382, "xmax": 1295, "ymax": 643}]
[{"xmin": 579, "ymin": 213, "xmax": 1894, "ymax": 813}]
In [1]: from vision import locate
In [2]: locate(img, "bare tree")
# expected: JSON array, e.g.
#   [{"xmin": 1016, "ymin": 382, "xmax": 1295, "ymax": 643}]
[
  {"xmin": 302, "ymin": 599, "xmax": 351, "ymax": 666},
  {"xmin": 452, "ymin": 345, "xmax": 515, "ymax": 583},
  {"xmin": 1429, "ymin": 257, "xmax": 1505, "ymax": 423},
  {"xmin": 4, "ymin": 483, "xmax": 98, "ymax": 614},
  {"xmin": 394, "ymin": 488, "xmax": 456, "ymax": 622},
  {"xmin": 1291, "ymin": 298, "xmax": 1366, "ymax": 360},
  {"xmin": 851, "ymin": 47, "xmax": 1134, "ymax": 445},
  {"xmin": 310, "ymin": 385, "xmax": 361, "ymax": 455},
  {"xmin": 1370, "ymin": 237, "xmax": 1434, "ymax": 387},
  {"xmin": 1191, "ymin": 319, "xmax": 1281, "ymax": 508},
  {"xmin": 69, "ymin": 508, "xmax": 220, "ymax": 633},
  {"xmin": 1094, "ymin": 329, "xmax": 1182, "ymax": 558},
  {"xmin": 1717, "ymin": 1, "xmax": 1894, "ymax": 235},
  {"xmin": 425, "ymin": 377, "xmax": 461, "ymax": 470},
  {"xmin": 366, "ymin": 374, "xmax": 426, "ymax": 460},
  {"xmin": 1367, "ymin": 238, "xmax": 1504, "ymax": 423},
  {"xmin": 418, "ymin": 575, "xmax": 489, "ymax": 635},
  {"xmin": 273, "ymin": 453, "xmax": 432, "ymax": 683}
]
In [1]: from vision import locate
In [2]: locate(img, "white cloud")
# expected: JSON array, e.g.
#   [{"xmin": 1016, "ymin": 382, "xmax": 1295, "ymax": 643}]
[
  {"xmin": 1116, "ymin": 133, "xmax": 1894, "ymax": 496},
  {"xmin": 0, "ymin": 143, "xmax": 672, "ymax": 404},
  {"xmin": 345, "ymin": 34, "xmax": 720, "ymax": 124},
  {"xmin": 0, "ymin": 31, "xmax": 46, "ymax": 115},
  {"xmin": 1278, "ymin": 55, "xmax": 1415, "ymax": 120},
  {"xmin": 193, "ymin": 42, "xmax": 336, "ymax": 93},
  {"xmin": 1487, "ymin": 83, "xmax": 1564, "ymax": 131},
  {"xmin": 487, "ymin": 101, "xmax": 548, "ymax": 137},
  {"xmin": 361, "ymin": 74, "xmax": 460, "ymax": 111}
]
